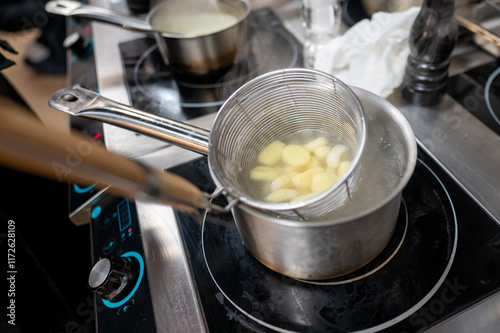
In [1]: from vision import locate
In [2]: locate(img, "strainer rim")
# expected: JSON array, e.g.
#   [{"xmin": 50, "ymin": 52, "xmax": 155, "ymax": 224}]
[
  {"xmin": 234, "ymin": 86, "xmax": 418, "ymax": 226},
  {"xmin": 208, "ymin": 67, "xmax": 368, "ymax": 213}
]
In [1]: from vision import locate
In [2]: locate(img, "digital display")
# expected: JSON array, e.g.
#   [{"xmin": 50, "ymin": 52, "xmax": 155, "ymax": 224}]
[{"xmin": 117, "ymin": 199, "xmax": 132, "ymax": 232}]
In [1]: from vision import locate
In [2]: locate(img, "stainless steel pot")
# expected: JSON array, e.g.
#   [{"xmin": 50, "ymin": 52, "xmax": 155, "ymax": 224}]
[
  {"xmin": 46, "ymin": 0, "xmax": 250, "ymax": 80},
  {"xmin": 48, "ymin": 76, "xmax": 416, "ymax": 280},
  {"xmin": 232, "ymin": 87, "xmax": 417, "ymax": 279}
]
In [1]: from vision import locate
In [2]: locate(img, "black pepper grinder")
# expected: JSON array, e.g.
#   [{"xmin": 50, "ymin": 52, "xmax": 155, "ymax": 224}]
[{"xmin": 402, "ymin": 0, "xmax": 458, "ymax": 106}]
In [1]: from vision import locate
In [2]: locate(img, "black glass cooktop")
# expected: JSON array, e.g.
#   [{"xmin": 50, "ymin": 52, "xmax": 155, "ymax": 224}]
[
  {"xmin": 118, "ymin": 7, "xmax": 500, "ymax": 332},
  {"xmin": 171, "ymin": 149, "xmax": 500, "ymax": 333}
]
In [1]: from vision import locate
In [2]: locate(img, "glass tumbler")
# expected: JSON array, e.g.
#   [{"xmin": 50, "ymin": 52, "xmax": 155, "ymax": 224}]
[{"xmin": 301, "ymin": 0, "xmax": 342, "ymax": 68}]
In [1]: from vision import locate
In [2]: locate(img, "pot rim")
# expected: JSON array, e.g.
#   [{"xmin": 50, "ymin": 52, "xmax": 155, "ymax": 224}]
[{"xmin": 234, "ymin": 87, "xmax": 418, "ymax": 228}]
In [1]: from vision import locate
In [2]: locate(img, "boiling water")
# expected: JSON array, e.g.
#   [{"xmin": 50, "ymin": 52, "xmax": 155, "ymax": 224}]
[
  {"xmin": 246, "ymin": 131, "xmax": 356, "ymax": 202},
  {"xmin": 309, "ymin": 135, "xmax": 403, "ymax": 221},
  {"xmin": 253, "ymin": 132, "xmax": 403, "ymax": 221}
]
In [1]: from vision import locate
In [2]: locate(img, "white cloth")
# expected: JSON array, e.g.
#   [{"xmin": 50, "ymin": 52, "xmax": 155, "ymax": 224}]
[{"xmin": 314, "ymin": 7, "xmax": 421, "ymax": 98}]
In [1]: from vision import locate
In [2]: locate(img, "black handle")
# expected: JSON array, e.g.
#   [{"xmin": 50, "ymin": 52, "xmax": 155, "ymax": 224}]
[{"xmin": 402, "ymin": 0, "xmax": 458, "ymax": 106}]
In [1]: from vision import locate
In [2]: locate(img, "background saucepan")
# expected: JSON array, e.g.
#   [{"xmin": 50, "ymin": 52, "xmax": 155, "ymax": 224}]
[{"xmin": 46, "ymin": 0, "xmax": 250, "ymax": 81}]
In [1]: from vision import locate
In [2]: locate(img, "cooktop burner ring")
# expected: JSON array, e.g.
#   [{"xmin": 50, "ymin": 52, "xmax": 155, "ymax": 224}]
[
  {"xmin": 295, "ymin": 199, "xmax": 409, "ymax": 286},
  {"xmin": 484, "ymin": 65, "xmax": 500, "ymax": 126},
  {"xmin": 132, "ymin": 42, "xmax": 165, "ymax": 97},
  {"xmin": 199, "ymin": 157, "xmax": 458, "ymax": 332}
]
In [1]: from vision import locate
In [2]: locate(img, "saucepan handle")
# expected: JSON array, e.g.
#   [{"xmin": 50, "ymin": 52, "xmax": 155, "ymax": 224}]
[
  {"xmin": 46, "ymin": 0, "xmax": 153, "ymax": 32},
  {"xmin": 48, "ymin": 86, "xmax": 211, "ymax": 156}
]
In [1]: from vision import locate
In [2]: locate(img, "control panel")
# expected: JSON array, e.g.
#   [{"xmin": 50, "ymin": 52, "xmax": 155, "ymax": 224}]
[
  {"xmin": 67, "ymin": 81, "xmax": 104, "ymax": 226},
  {"xmin": 89, "ymin": 197, "xmax": 156, "ymax": 331},
  {"xmin": 65, "ymin": 10, "xmax": 157, "ymax": 331}
]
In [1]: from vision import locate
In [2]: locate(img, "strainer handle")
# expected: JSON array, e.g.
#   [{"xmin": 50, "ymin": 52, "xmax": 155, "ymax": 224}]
[
  {"xmin": 0, "ymin": 105, "xmax": 216, "ymax": 213},
  {"xmin": 49, "ymin": 86, "xmax": 211, "ymax": 155}
]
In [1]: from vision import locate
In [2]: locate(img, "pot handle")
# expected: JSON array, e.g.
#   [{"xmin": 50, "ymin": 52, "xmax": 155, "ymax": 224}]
[
  {"xmin": 46, "ymin": 0, "xmax": 153, "ymax": 33},
  {"xmin": 49, "ymin": 86, "xmax": 211, "ymax": 156}
]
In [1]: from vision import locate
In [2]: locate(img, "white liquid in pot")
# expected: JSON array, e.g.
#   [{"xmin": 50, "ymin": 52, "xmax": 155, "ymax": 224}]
[{"xmin": 151, "ymin": 12, "xmax": 239, "ymax": 35}]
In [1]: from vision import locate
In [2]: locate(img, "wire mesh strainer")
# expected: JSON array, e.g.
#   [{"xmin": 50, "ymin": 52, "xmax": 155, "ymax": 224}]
[{"xmin": 208, "ymin": 68, "xmax": 367, "ymax": 218}]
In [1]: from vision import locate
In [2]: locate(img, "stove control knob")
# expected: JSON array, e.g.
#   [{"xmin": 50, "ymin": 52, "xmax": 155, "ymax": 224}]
[{"xmin": 88, "ymin": 257, "xmax": 134, "ymax": 300}]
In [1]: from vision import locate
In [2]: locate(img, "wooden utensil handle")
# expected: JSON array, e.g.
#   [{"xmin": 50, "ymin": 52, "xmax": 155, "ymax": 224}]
[{"xmin": 0, "ymin": 108, "xmax": 208, "ymax": 213}]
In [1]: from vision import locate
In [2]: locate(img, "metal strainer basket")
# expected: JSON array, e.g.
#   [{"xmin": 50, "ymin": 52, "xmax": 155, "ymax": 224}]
[{"xmin": 208, "ymin": 68, "xmax": 367, "ymax": 218}]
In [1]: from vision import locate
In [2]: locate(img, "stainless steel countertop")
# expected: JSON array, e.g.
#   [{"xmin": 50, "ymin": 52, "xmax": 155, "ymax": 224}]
[{"xmin": 87, "ymin": 0, "xmax": 500, "ymax": 331}]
